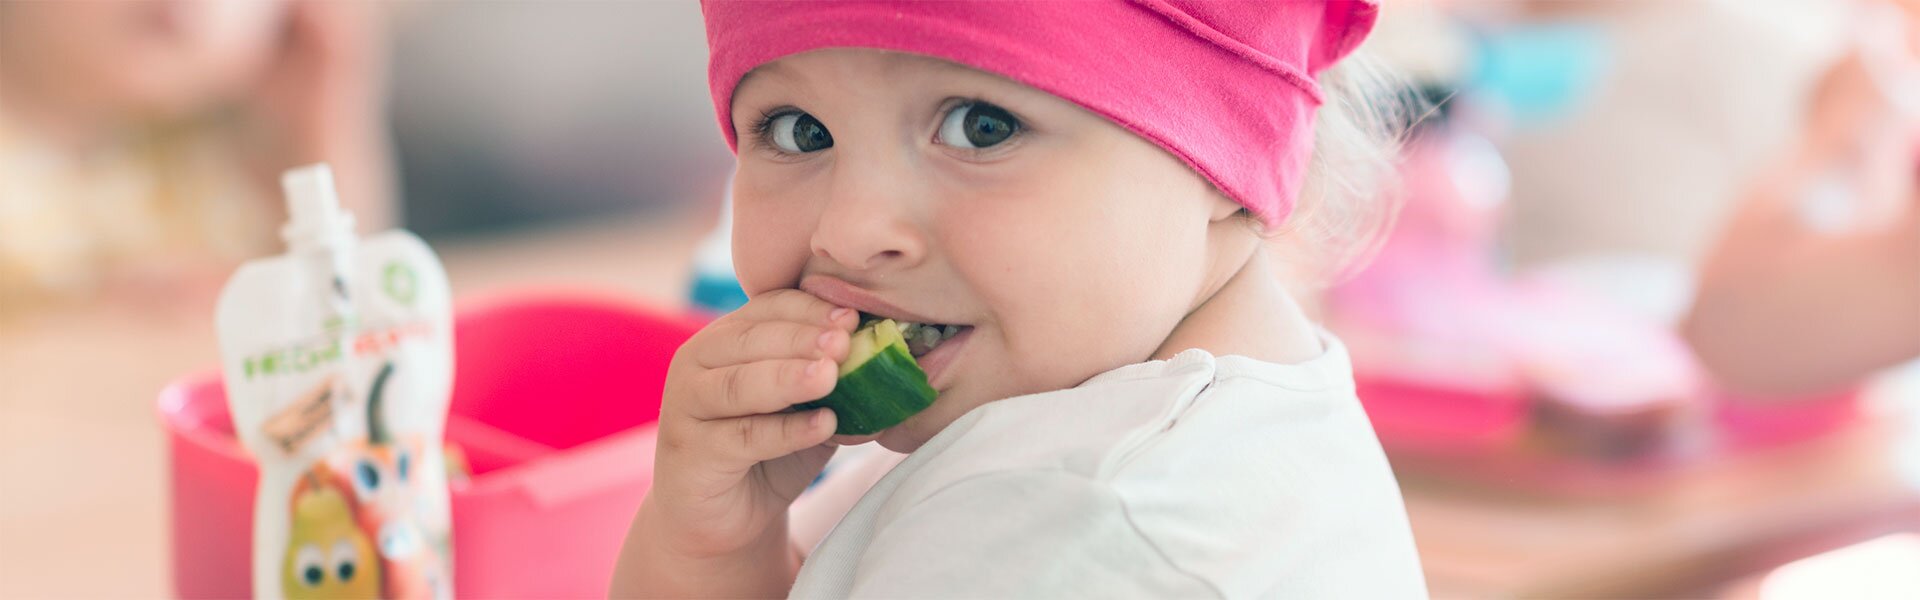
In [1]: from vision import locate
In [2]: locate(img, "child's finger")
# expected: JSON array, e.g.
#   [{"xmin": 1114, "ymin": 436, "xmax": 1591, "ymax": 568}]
[
  {"xmin": 736, "ymin": 288, "xmax": 858, "ymax": 331},
  {"xmin": 693, "ymin": 319, "xmax": 848, "ymax": 368},
  {"xmin": 685, "ymin": 357, "xmax": 837, "ymax": 420},
  {"xmin": 695, "ymin": 409, "xmax": 838, "ymax": 467}
]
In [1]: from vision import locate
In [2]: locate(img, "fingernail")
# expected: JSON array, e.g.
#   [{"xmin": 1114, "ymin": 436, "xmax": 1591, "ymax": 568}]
[
  {"xmin": 830, "ymin": 307, "xmax": 853, "ymax": 322},
  {"xmin": 817, "ymin": 330, "xmax": 835, "ymax": 349},
  {"xmin": 805, "ymin": 360, "xmax": 821, "ymax": 377},
  {"xmin": 810, "ymin": 409, "xmax": 827, "ymax": 427}
]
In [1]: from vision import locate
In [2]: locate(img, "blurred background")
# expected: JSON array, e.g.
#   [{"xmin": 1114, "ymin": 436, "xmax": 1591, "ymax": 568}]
[{"xmin": 2, "ymin": 0, "xmax": 1917, "ymax": 597}]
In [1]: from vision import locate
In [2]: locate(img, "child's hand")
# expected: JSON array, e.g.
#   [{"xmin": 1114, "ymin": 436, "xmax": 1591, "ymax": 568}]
[{"xmin": 643, "ymin": 289, "xmax": 857, "ymax": 560}]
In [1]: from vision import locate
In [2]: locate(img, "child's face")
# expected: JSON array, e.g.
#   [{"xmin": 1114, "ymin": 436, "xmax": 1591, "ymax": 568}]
[
  {"xmin": 730, "ymin": 49, "xmax": 1243, "ymax": 452},
  {"xmin": 0, "ymin": 0, "xmax": 285, "ymax": 120}
]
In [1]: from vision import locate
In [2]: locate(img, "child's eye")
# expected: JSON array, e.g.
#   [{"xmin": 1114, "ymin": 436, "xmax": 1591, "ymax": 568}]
[
  {"xmin": 937, "ymin": 101, "xmax": 1020, "ymax": 149},
  {"xmin": 765, "ymin": 111, "xmax": 834, "ymax": 153}
]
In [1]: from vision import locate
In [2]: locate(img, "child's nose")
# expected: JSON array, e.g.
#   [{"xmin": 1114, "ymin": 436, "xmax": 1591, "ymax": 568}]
[{"xmin": 809, "ymin": 159, "xmax": 928, "ymax": 272}]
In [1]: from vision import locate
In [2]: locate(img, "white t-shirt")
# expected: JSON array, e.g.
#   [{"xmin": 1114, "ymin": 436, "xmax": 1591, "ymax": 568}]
[{"xmin": 789, "ymin": 334, "xmax": 1428, "ymax": 599}]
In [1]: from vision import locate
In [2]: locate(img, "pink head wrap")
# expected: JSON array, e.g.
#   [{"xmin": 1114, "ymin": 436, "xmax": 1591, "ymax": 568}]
[{"xmin": 702, "ymin": 0, "xmax": 1378, "ymax": 225}]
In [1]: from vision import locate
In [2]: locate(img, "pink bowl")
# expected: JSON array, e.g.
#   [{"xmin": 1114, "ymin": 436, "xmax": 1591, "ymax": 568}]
[{"xmin": 158, "ymin": 292, "xmax": 707, "ymax": 598}]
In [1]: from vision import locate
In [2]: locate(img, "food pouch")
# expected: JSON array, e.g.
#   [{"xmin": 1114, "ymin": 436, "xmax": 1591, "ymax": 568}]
[{"xmin": 217, "ymin": 164, "xmax": 454, "ymax": 599}]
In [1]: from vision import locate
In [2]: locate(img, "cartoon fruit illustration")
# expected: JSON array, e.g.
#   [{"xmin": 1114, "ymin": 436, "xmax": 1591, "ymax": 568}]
[
  {"xmin": 283, "ymin": 464, "xmax": 381, "ymax": 599},
  {"xmin": 331, "ymin": 361, "xmax": 447, "ymax": 600}
]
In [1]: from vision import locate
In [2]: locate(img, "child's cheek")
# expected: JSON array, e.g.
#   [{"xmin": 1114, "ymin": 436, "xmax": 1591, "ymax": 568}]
[
  {"xmin": 938, "ymin": 192, "xmax": 1068, "ymax": 303},
  {"xmin": 730, "ymin": 204, "xmax": 813, "ymax": 295},
  {"xmin": 941, "ymin": 193, "xmax": 1145, "ymax": 382}
]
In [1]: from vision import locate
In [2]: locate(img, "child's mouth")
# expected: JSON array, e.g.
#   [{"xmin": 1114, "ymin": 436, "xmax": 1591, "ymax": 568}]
[
  {"xmin": 860, "ymin": 312, "xmax": 972, "ymax": 388},
  {"xmin": 896, "ymin": 321, "xmax": 966, "ymax": 358},
  {"xmin": 858, "ymin": 312, "xmax": 966, "ymax": 359}
]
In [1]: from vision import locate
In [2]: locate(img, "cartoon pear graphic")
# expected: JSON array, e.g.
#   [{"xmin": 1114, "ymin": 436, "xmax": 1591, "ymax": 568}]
[{"xmin": 283, "ymin": 464, "xmax": 381, "ymax": 599}]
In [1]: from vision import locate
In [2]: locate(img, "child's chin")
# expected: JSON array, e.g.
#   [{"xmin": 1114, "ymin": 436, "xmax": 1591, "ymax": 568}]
[
  {"xmin": 827, "ymin": 418, "xmax": 934, "ymax": 451},
  {"xmin": 875, "ymin": 388, "xmax": 983, "ymax": 452},
  {"xmin": 826, "ymin": 422, "xmax": 928, "ymax": 452},
  {"xmin": 829, "ymin": 432, "xmax": 882, "ymax": 446},
  {"xmin": 875, "ymin": 428, "xmax": 925, "ymax": 451},
  {"xmin": 875, "ymin": 420, "xmax": 938, "ymax": 453}
]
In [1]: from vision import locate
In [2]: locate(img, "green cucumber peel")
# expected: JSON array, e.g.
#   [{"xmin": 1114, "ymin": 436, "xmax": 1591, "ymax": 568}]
[{"xmin": 796, "ymin": 318, "xmax": 937, "ymax": 435}]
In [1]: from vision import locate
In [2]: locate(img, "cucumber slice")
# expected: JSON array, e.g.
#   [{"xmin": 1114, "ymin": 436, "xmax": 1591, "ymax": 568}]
[{"xmin": 797, "ymin": 319, "xmax": 936, "ymax": 435}]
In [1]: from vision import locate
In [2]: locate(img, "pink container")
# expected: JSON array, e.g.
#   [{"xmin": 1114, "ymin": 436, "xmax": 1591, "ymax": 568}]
[{"xmin": 159, "ymin": 292, "xmax": 708, "ymax": 598}]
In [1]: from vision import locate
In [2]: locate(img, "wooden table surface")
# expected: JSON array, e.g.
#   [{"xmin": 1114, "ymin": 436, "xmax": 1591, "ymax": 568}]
[
  {"xmin": 1407, "ymin": 411, "xmax": 1920, "ymax": 598},
  {"xmin": 3, "ymin": 207, "xmax": 1915, "ymax": 598}
]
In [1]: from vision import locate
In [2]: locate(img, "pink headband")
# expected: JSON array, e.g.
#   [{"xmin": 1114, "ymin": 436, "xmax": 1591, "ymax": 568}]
[{"xmin": 701, "ymin": 0, "xmax": 1378, "ymax": 225}]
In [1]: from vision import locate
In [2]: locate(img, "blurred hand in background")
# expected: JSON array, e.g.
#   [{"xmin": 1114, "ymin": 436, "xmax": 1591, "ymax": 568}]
[{"xmin": 1685, "ymin": 2, "xmax": 1920, "ymax": 398}]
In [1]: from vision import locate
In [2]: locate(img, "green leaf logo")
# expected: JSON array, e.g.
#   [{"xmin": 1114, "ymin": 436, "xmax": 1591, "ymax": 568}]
[{"xmin": 383, "ymin": 261, "xmax": 418, "ymax": 306}]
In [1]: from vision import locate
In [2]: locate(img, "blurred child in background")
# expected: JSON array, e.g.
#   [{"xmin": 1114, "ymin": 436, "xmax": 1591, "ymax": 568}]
[{"xmin": 0, "ymin": 0, "xmax": 391, "ymax": 314}]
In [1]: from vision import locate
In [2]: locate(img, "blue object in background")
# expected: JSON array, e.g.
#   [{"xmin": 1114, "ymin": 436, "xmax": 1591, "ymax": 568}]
[
  {"xmin": 688, "ymin": 187, "xmax": 749, "ymax": 314},
  {"xmin": 690, "ymin": 271, "xmax": 748, "ymax": 314},
  {"xmin": 1469, "ymin": 23, "xmax": 1612, "ymax": 126}
]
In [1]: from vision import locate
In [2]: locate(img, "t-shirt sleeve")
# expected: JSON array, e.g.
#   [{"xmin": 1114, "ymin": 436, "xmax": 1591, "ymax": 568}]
[{"xmin": 845, "ymin": 470, "xmax": 1220, "ymax": 599}]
